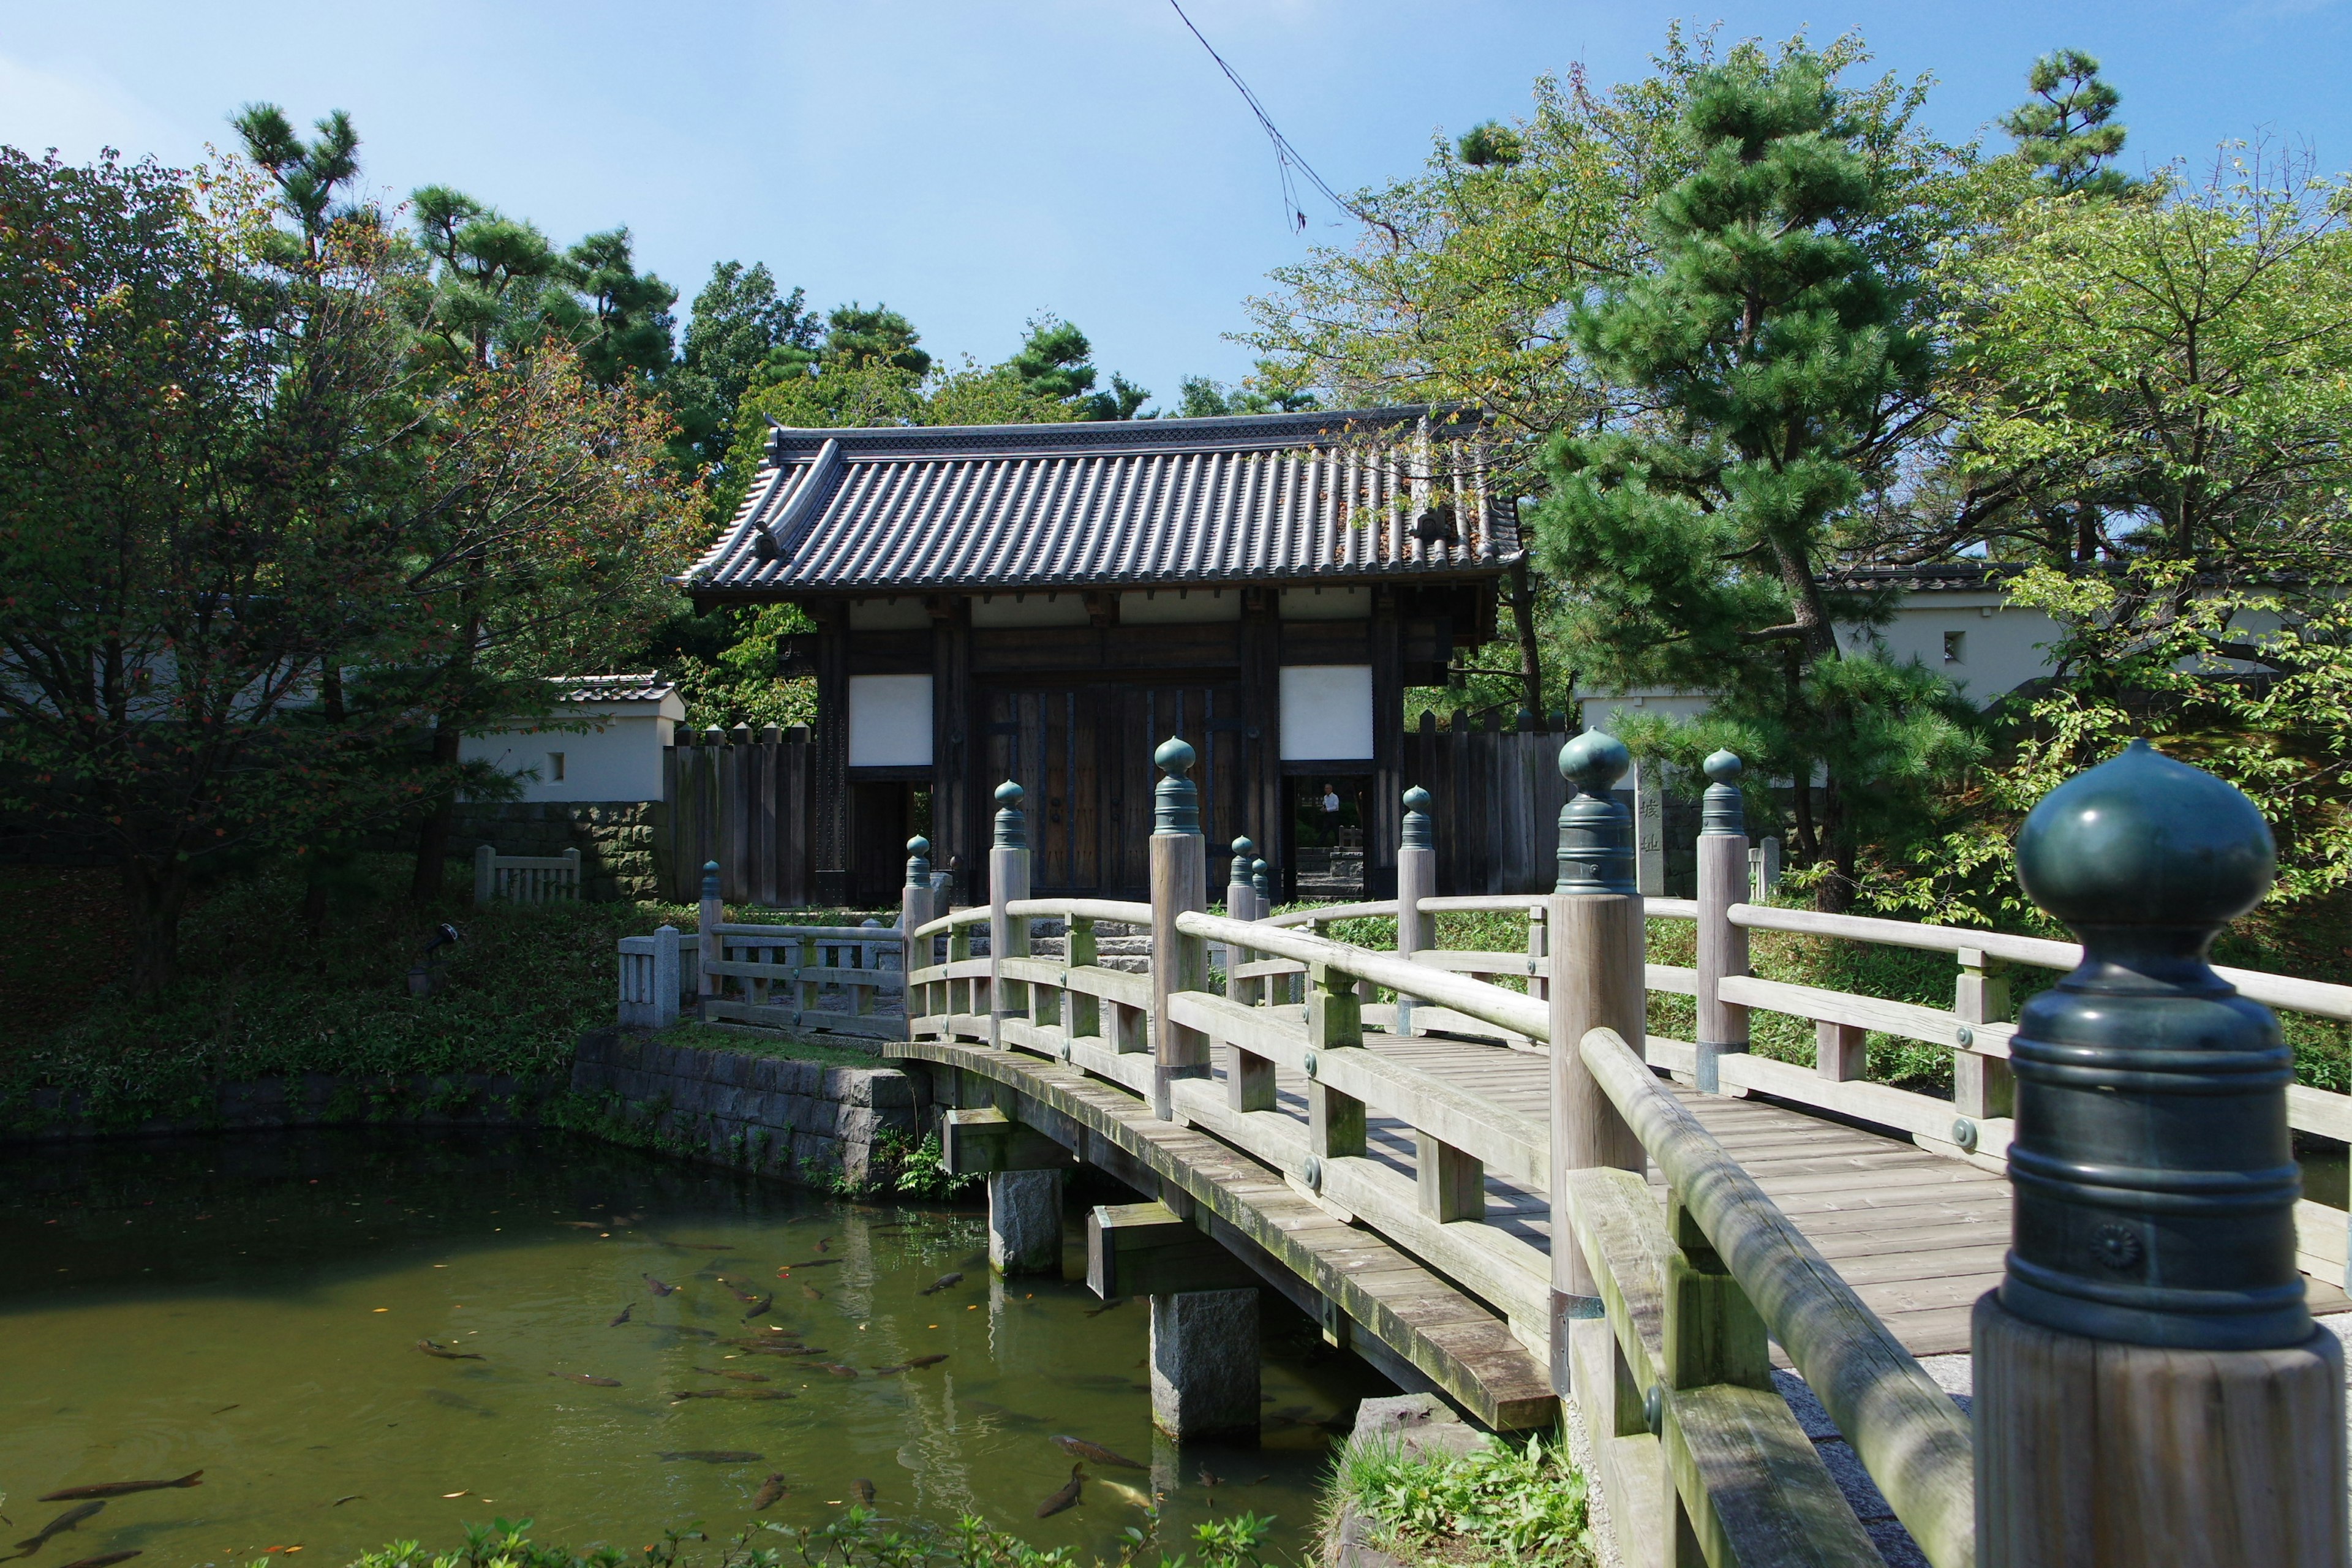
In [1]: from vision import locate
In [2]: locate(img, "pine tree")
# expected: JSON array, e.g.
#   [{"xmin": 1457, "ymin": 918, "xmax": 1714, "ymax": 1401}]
[
  {"xmin": 1009, "ymin": 316, "xmax": 1149, "ymax": 420},
  {"xmin": 230, "ymin": 102, "xmax": 361, "ymax": 262},
  {"xmin": 1534, "ymin": 48, "xmax": 1969, "ymax": 906},
  {"xmin": 2000, "ymin": 49, "xmax": 2133, "ymax": 197},
  {"xmin": 821, "ymin": 303, "xmax": 931, "ymax": 376}
]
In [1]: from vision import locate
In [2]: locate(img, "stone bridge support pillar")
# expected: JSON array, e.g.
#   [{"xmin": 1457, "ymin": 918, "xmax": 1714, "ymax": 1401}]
[
  {"xmin": 1148, "ymin": 1288, "xmax": 1260, "ymax": 1442},
  {"xmin": 987, "ymin": 1170, "xmax": 1062, "ymax": 1277}
]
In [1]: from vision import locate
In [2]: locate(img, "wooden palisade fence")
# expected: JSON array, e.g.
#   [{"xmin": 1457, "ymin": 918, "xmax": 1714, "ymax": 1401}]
[
  {"xmin": 661, "ymin": 723, "xmax": 811, "ymax": 905},
  {"xmin": 903, "ymin": 731, "xmax": 2350, "ymax": 1568}
]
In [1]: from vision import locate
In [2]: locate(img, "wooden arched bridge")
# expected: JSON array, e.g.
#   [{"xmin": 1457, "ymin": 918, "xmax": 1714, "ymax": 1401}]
[{"xmin": 682, "ymin": 736, "xmax": 2352, "ymax": 1568}]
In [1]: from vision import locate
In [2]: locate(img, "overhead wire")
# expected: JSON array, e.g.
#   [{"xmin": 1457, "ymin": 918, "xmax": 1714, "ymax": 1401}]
[{"xmin": 1165, "ymin": 0, "xmax": 1383, "ymax": 236}]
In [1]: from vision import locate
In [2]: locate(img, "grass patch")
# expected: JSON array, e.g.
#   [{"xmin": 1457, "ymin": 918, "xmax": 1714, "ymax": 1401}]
[
  {"xmin": 347, "ymin": 1507, "xmax": 1281, "ymax": 1568},
  {"xmin": 1325, "ymin": 1431, "xmax": 1593, "ymax": 1567}
]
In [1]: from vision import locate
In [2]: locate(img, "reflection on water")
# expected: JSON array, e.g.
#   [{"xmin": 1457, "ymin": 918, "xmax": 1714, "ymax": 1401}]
[{"xmin": 0, "ymin": 1131, "xmax": 1385, "ymax": 1565}]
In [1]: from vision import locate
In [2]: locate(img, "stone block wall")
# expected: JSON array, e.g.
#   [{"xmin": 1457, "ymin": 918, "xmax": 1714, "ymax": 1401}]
[
  {"xmin": 452, "ymin": 801, "xmax": 668, "ymax": 902},
  {"xmin": 572, "ymin": 1028, "xmax": 929, "ymax": 1188}
]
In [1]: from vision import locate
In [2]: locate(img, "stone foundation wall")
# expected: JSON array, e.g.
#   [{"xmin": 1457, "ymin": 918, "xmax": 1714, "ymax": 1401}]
[
  {"xmin": 571, "ymin": 1028, "xmax": 929, "ymax": 1188},
  {"xmin": 451, "ymin": 801, "xmax": 667, "ymax": 902}
]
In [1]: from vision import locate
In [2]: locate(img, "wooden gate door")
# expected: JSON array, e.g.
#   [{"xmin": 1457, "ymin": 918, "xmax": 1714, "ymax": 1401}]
[{"xmin": 981, "ymin": 681, "xmax": 1254, "ymax": 900}]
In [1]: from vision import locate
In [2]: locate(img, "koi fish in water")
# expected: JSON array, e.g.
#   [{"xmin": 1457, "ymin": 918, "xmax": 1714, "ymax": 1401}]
[
  {"xmin": 37, "ymin": 1474, "xmax": 200, "ymax": 1502},
  {"xmin": 1035, "ymin": 1466, "xmax": 1084, "ymax": 1518},
  {"xmin": 13, "ymin": 1502, "xmax": 104, "ymax": 1553},
  {"xmin": 1052, "ymin": 1437, "xmax": 1144, "ymax": 1470}
]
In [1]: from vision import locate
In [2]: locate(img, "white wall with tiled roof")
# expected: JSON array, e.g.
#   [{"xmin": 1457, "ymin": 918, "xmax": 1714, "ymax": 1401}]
[{"xmin": 461, "ymin": 677, "xmax": 685, "ymax": 803}]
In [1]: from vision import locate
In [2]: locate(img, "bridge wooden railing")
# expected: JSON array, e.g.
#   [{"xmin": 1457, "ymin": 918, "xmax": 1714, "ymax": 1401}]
[
  {"xmin": 903, "ymin": 760, "xmax": 1981, "ymax": 1567},
  {"xmin": 906, "ymin": 741, "xmax": 2348, "ymax": 1568},
  {"xmin": 1575, "ymin": 1022, "xmax": 1973, "ymax": 1567},
  {"xmin": 620, "ymin": 860, "xmax": 908, "ymax": 1042},
  {"xmin": 1225, "ymin": 856, "xmax": 2352, "ymax": 1290}
]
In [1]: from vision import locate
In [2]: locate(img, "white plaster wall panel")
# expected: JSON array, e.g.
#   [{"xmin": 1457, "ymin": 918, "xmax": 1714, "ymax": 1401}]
[
  {"xmin": 848, "ymin": 674, "xmax": 935, "ymax": 766},
  {"xmin": 1280, "ymin": 665, "xmax": 1374, "ymax": 760},
  {"xmin": 848, "ymin": 597, "xmax": 933, "ymax": 630},
  {"xmin": 1280, "ymin": 586, "xmax": 1371, "ymax": 620},
  {"xmin": 1121, "ymin": 588, "xmax": 1242, "ymax": 624},
  {"xmin": 970, "ymin": 593, "xmax": 1090, "ymax": 628}
]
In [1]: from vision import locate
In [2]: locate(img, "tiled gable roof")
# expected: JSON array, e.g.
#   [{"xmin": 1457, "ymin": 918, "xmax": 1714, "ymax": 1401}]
[{"xmin": 686, "ymin": 407, "xmax": 1519, "ymax": 598}]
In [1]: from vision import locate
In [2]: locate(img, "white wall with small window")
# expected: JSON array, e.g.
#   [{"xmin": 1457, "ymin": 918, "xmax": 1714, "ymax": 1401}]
[{"xmin": 461, "ymin": 676, "xmax": 684, "ymax": 802}]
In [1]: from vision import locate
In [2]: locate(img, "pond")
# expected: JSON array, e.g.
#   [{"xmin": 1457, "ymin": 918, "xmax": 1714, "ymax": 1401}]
[{"xmin": 0, "ymin": 1130, "xmax": 1390, "ymax": 1567}]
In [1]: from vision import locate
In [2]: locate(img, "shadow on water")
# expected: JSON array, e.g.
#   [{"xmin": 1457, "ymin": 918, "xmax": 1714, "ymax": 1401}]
[{"xmin": 0, "ymin": 1129, "xmax": 1392, "ymax": 1564}]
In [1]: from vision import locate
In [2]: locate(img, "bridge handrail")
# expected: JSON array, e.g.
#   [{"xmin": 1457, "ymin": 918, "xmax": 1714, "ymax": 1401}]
[
  {"xmin": 1581, "ymin": 1025, "xmax": 1977, "ymax": 1568},
  {"xmin": 1006, "ymin": 897, "xmax": 1153, "ymax": 927},
  {"xmin": 1258, "ymin": 899, "xmax": 1396, "ymax": 928},
  {"xmin": 711, "ymin": 922, "xmax": 903, "ymax": 943},
  {"xmin": 1175, "ymin": 910, "xmax": 1548, "ymax": 1042},
  {"xmin": 912, "ymin": 905, "xmax": 992, "ymax": 941},
  {"xmin": 1730, "ymin": 901, "xmax": 2352, "ymax": 1023}
]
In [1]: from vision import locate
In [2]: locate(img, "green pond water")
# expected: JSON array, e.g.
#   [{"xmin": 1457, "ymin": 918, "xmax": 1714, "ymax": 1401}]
[{"xmin": 0, "ymin": 1131, "xmax": 1388, "ymax": 1567}]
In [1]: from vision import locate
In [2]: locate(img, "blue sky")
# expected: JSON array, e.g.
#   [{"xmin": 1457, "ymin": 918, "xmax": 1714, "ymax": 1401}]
[{"xmin": 2, "ymin": 2, "xmax": 2344, "ymax": 408}]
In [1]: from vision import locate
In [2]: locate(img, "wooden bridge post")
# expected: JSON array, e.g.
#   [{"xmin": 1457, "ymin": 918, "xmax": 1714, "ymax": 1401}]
[
  {"xmin": 989, "ymin": 782, "xmax": 1030, "ymax": 1049},
  {"xmin": 1976, "ymin": 742, "xmax": 2347, "ymax": 1568},
  {"xmin": 1226, "ymin": 836, "xmax": 1261, "ymax": 1008},
  {"xmin": 696, "ymin": 859, "xmax": 722, "ymax": 1019},
  {"xmin": 1226, "ymin": 835, "xmax": 1257, "ymax": 922},
  {"xmin": 1547, "ymin": 731, "xmax": 1648, "ymax": 1395},
  {"xmin": 1306, "ymin": 959, "xmax": 1367, "ymax": 1169},
  {"xmin": 1395, "ymin": 786, "xmax": 1436, "ymax": 1036},
  {"xmin": 1150, "ymin": 739, "xmax": 1210, "ymax": 1120},
  {"xmin": 1694, "ymin": 751, "xmax": 1752, "ymax": 1094},
  {"xmin": 902, "ymin": 836, "xmax": 933, "ymax": 1017}
]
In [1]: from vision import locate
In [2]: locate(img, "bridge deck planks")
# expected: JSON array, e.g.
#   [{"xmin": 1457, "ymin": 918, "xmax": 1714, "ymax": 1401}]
[{"xmin": 1292, "ymin": 1030, "xmax": 2350, "ymax": 1358}]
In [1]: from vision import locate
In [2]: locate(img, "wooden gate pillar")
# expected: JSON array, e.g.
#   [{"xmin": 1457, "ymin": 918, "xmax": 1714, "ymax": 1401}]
[
  {"xmin": 1149, "ymin": 739, "xmax": 1209, "ymax": 1120},
  {"xmin": 1976, "ymin": 741, "xmax": 2346, "ymax": 1568},
  {"xmin": 1547, "ymin": 731, "xmax": 1648, "ymax": 1392},
  {"xmin": 1694, "ymin": 750, "xmax": 1752, "ymax": 1094}
]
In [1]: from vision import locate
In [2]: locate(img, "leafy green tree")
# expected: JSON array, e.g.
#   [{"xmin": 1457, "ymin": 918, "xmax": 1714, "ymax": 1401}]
[
  {"xmin": 1928, "ymin": 151, "xmax": 2352, "ymax": 910},
  {"xmin": 1533, "ymin": 47, "xmax": 1971, "ymax": 905},
  {"xmin": 1244, "ymin": 26, "xmax": 1958, "ymax": 723},
  {"xmin": 1455, "ymin": 120, "xmax": 1524, "ymax": 168},
  {"xmin": 1175, "ymin": 358, "xmax": 1318, "ymax": 417},
  {"xmin": 0, "ymin": 149, "xmax": 422, "ymax": 989},
  {"xmin": 1999, "ymin": 49, "xmax": 2133, "ymax": 197},
  {"xmin": 670, "ymin": 260, "xmax": 817, "ymax": 470},
  {"xmin": 1008, "ymin": 315, "xmax": 1150, "ymax": 419}
]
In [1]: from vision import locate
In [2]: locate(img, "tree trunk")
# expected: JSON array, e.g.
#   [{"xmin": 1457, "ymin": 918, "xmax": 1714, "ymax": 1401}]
[
  {"xmin": 2074, "ymin": 500, "xmax": 2100, "ymax": 563},
  {"xmin": 1815, "ymin": 772, "xmax": 1855, "ymax": 914},
  {"xmin": 121, "ymin": 856, "xmax": 189, "ymax": 997},
  {"xmin": 1507, "ymin": 556, "xmax": 1544, "ymax": 719},
  {"xmin": 410, "ymin": 717, "xmax": 463, "ymax": 900}
]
